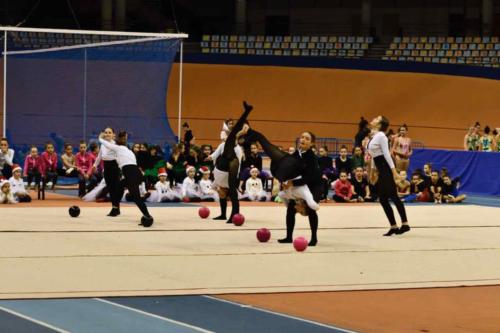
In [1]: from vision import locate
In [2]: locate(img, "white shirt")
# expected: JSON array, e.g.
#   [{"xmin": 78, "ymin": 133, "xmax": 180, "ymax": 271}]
[
  {"xmin": 0, "ymin": 148, "xmax": 14, "ymax": 168},
  {"xmin": 98, "ymin": 138, "xmax": 136, "ymax": 169},
  {"xmin": 199, "ymin": 178, "xmax": 213, "ymax": 195},
  {"xmin": 210, "ymin": 142, "xmax": 243, "ymax": 164},
  {"xmin": 94, "ymin": 140, "xmax": 118, "ymax": 167},
  {"xmin": 155, "ymin": 181, "xmax": 171, "ymax": 194},
  {"xmin": 367, "ymin": 131, "xmax": 395, "ymax": 169},
  {"xmin": 9, "ymin": 176, "xmax": 26, "ymax": 194},
  {"xmin": 181, "ymin": 177, "xmax": 199, "ymax": 197},
  {"xmin": 245, "ymin": 177, "xmax": 264, "ymax": 196}
]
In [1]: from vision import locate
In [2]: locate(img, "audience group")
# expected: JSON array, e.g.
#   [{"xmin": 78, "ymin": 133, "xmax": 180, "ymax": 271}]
[{"xmin": 0, "ymin": 116, "xmax": 471, "ymax": 205}]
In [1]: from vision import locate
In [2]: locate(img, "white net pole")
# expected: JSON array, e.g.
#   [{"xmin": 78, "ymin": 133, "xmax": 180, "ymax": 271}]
[
  {"xmin": 2, "ymin": 30, "xmax": 6, "ymax": 137},
  {"xmin": 83, "ymin": 49, "xmax": 88, "ymax": 141},
  {"xmin": 177, "ymin": 40, "xmax": 184, "ymax": 143}
]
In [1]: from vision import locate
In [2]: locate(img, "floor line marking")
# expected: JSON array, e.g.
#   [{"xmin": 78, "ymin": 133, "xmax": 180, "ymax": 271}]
[{"xmin": 0, "ymin": 305, "xmax": 71, "ymax": 333}]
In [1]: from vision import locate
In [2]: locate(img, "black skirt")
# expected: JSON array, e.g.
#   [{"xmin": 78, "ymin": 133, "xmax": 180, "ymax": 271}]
[{"xmin": 373, "ymin": 155, "xmax": 397, "ymax": 197}]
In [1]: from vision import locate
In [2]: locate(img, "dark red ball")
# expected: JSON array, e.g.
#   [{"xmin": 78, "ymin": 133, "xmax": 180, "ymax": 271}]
[
  {"xmin": 293, "ymin": 237, "xmax": 308, "ymax": 252},
  {"xmin": 256, "ymin": 228, "xmax": 271, "ymax": 242},
  {"xmin": 198, "ymin": 206, "xmax": 210, "ymax": 219},
  {"xmin": 232, "ymin": 213, "xmax": 245, "ymax": 226}
]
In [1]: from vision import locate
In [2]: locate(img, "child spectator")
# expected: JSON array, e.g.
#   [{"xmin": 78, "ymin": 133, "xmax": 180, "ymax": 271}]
[
  {"xmin": 396, "ymin": 170, "xmax": 411, "ymax": 199},
  {"xmin": 318, "ymin": 146, "xmax": 334, "ymax": 201},
  {"xmin": 167, "ymin": 143, "xmax": 187, "ymax": 186},
  {"xmin": 0, "ymin": 138, "xmax": 14, "ymax": 179},
  {"xmin": 152, "ymin": 168, "xmax": 181, "ymax": 202},
  {"xmin": 332, "ymin": 170, "xmax": 354, "ymax": 202},
  {"xmin": 351, "ymin": 146, "xmax": 364, "ymax": 170},
  {"xmin": 244, "ymin": 167, "xmax": 267, "ymax": 202},
  {"xmin": 240, "ymin": 143, "xmax": 263, "ymax": 187},
  {"xmin": 23, "ymin": 146, "xmax": 44, "ymax": 190},
  {"xmin": 429, "ymin": 170, "xmax": 444, "ymax": 203},
  {"xmin": 41, "ymin": 142, "xmax": 58, "ymax": 189},
  {"xmin": 75, "ymin": 141, "xmax": 94, "ymax": 197},
  {"xmin": 60, "ymin": 144, "xmax": 79, "ymax": 177},
  {"xmin": 0, "ymin": 180, "xmax": 16, "ymax": 204},
  {"xmin": 441, "ymin": 175, "xmax": 467, "ymax": 203},
  {"xmin": 351, "ymin": 166, "xmax": 372, "ymax": 202},
  {"xmin": 197, "ymin": 144, "xmax": 214, "ymax": 176},
  {"xmin": 494, "ymin": 129, "xmax": 500, "ymax": 152},
  {"xmin": 480, "ymin": 126, "xmax": 494, "ymax": 152},
  {"xmin": 8, "ymin": 164, "xmax": 31, "ymax": 202},
  {"xmin": 408, "ymin": 173, "xmax": 431, "ymax": 202},
  {"xmin": 422, "ymin": 163, "xmax": 432, "ymax": 186},
  {"xmin": 198, "ymin": 166, "xmax": 218, "ymax": 202},
  {"xmin": 181, "ymin": 165, "xmax": 201, "ymax": 202},
  {"xmin": 335, "ymin": 146, "xmax": 352, "ymax": 176}
]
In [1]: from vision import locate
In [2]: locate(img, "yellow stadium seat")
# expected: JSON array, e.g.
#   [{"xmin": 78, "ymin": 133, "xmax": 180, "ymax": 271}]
[
  {"xmin": 230, "ymin": 35, "xmax": 238, "ymax": 42},
  {"xmin": 386, "ymin": 50, "xmax": 394, "ymax": 56},
  {"xmin": 420, "ymin": 37, "xmax": 428, "ymax": 43},
  {"xmin": 416, "ymin": 56, "xmax": 423, "ymax": 62},
  {"xmin": 201, "ymin": 48, "xmax": 210, "ymax": 53},
  {"xmin": 390, "ymin": 43, "xmax": 397, "ymax": 49},
  {"xmin": 410, "ymin": 37, "xmax": 418, "ymax": 43},
  {"xmin": 284, "ymin": 36, "xmax": 292, "ymax": 43},
  {"xmin": 402, "ymin": 37, "xmax": 410, "ymax": 43},
  {"xmin": 308, "ymin": 42, "xmax": 316, "ymax": 49},
  {"xmin": 264, "ymin": 42, "xmax": 271, "ymax": 49},
  {"xmin": 420, "ymin": 50, "xmax": 428, "ymax": 56},
  {"xmin": 425, "ymin": 43, "xmax": 432, "ymax": 50},
  {"xmin": 473, "ymin": 37, "xmax": 481, "ymax": 43},
  {"xmin": 328, "ymin": 36, "xmax": 337, "ymax": 43},
  {"xmin": 202, "ymin": 35, "xmax": 211, "ymax": 41},
  {"xmin": 447, "ymin": 37, "xmax": 455, "ymax": 43}
]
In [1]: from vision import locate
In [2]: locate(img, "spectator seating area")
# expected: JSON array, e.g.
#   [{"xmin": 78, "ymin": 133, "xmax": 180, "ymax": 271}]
[
  {"xmin": 383, "ymin": 36, "xmax": 500, "ymax": 67},
  {"xmin": 201, "ymin": 35, "xmax": 373, "ymax": 58}
]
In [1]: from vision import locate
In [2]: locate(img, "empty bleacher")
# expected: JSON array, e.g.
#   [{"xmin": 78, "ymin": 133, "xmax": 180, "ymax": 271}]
[
  {"xmin": 383, "ymin": 36, "xmax": 500, "ymax": 68},
  {"xmin": 200, "ymin": 35, "xmax": 374, "ymax": 58}
]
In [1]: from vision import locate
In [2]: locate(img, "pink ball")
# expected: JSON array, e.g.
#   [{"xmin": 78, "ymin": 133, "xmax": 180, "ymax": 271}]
[
  {"xmin": 232, "ymin": 213, "xmax": 245, "ymax": 226},
  {"xmin": 198, "ymin": 207, "xmax": 210, "ymax": 219},
  {"xmin": 293, "ymin": 237, "xmax": 308, "ymax": 252},
  {"xmin": 256, "ymin": 228, "xmax": 271, "ymax": 242}
]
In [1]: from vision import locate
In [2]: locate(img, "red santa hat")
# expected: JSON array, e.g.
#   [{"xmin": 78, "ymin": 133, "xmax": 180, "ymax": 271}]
[
  {"xmin": 185, "ymin": 165, "xmax": 196, "ymax": 175},
  {"xmin": 199, "ymin": 166, "xmax": 210, "ymax": 174},
  {"xmin": 157, "ymin": 168, "xmax": 167, "ymax": 177},
  {"xmin": 12, "ymin": 164, "xmax": 22, "ymax": 173}
]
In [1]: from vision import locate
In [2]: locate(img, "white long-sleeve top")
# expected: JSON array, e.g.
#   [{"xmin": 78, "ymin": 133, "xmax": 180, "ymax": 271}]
[
  {"xmin": 368, "ymin": 131, "xmax": 395, "ymax": 170},
  {"xmin": 199, "ymin": 178, "xmax": 214, "ymax": 195},
  {"xmin": 181, "ymin": 177, "xmax": 200, "ymax": 197},
  {"xmin": 155, "ymin": 180, "xmax": 171, "ymax": 194},
  {"xmin": 0, "ymin": 148, "xmax": 14, "ymax": 168},
  {"xmin": 94, "ymin": 139, "xmax": 118, "ymax": 167},
  {"xmin": 98, "ymin": 138, "xmax": 136, "ymax": 169},
  {"xmin": 210, "ymin": 142, "xmax": 243, "ymax": 164},
  {"xmin": 9, "ymin": 176, "xmax": 27, "ymax": 195},
  {"xmin": 245, "ymin": 177, "xmax": 264, "ymax": 196}
]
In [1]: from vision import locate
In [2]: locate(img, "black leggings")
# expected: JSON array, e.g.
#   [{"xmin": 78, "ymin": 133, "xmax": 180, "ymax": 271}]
[
  {"xmin": 285, "ymin": 200, "xmax": 318, "ymax": 241},
  {"xmin": 246, "ymin": 129, "xmax": 301, "ymax": 182},
  {"xmin": 104, "ymin": 160, "xmax": 122, "ymax": 208},
  {"xmin": 373, "ymin": 156, "xmax": 408, "ymax": 226},
  {"xmin": 122, "ymin": 165, "xmax": 151, "ymax": 217}
]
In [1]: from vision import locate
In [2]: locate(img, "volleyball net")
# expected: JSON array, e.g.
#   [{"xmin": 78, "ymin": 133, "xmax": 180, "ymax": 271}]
[{"xmin": 1, "ymin": 27, "xmax": 187, "ymax": 155}]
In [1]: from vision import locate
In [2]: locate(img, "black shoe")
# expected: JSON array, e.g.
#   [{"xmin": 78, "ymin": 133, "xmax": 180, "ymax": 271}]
[
  {"xmin": 226, "ymin": 218, "xmax": 233, "ymax": 224},
  {"xmin": 397, "ymin": 225, "xmax": 411, "ymax": 235},
  {"xmin": 278, "ymin": 237, "xmax": 293, "ymax": 243},
  {"xmin": 107, "ymin": 208, "xmax": 120, "ymax": 217},
  {"xmin": 213, "ymin": 215, "xmax": 226, "ymax": 220},
  {"xmin": 308, "ymin": 239, "xmax": 317, "ymax": 246},
  {"xmin": 243, "ymin": 101, "xmax": 253, "ymax": 112},
  {"xmin": 383, "ymin": 228, "xmax": 399, "ymax": 236}
]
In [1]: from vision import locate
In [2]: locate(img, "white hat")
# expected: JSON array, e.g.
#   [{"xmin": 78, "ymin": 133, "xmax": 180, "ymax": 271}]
[
  {"xmin": 185, "ymin": 165, "xmax": 195, "ymax": 175},
  {"xmin": 12, "ymin": 164, "xmax": 22, "ymax": 173}
]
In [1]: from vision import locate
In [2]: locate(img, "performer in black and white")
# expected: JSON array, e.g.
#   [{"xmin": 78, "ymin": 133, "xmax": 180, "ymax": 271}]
[
  {"xmin": 93, "ymin": 127, "xmax": 122, "ymax": 217},
  {"xmin": 99, "ymin": 131, "xmax": 153, "ymax": 226},
  {"xmin": 208, "ymin": 101, "xmax": 252, "ymax": 223},
  {"xmin": 245, "ymin": 125, "xmax": 322, "ymax": 246},
  {"xmin": 367, "ymin": 116, "xmax": 410, "ymax": 236}
]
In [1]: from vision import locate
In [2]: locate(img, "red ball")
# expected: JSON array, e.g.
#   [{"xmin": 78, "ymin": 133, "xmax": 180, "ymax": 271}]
[
  {"xmin": 182, "ymin": 197, "xmax": 190, "ymax": 203},
  {"xmin": 256, "ymin": 228, "xmax": 271, "ymax": 242},
  {"xmin": 293, "ymin": 237, "xmax": 308, "ymax": 252},
  {"xmin": 198, "ymin": 206, "xmax": 210, "ymax": 219},
  {"xmin": 232, "ymin": 213, "xmax": 245, "ymax": 226}
]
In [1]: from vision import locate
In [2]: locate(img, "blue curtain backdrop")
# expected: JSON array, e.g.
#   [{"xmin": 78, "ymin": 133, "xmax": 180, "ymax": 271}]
[{"xmin": 409, "ymin": 149, "xmax": 500, "ymax": 196}]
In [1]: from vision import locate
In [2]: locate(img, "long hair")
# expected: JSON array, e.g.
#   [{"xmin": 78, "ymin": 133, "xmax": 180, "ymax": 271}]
[{"xmin": 116, "ymin": 131, "xmax": 128, "ymax": 146}]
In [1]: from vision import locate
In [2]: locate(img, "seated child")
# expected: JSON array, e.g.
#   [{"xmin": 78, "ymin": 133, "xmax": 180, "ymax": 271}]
[
  {"xmin": 441, "ymin": 175, "xmax": 466, "ymax": 203},
  {"xmin": 41, "ymin": 142, "xmax": 58, "ymax": 189},
  {"xmin": 181, "ymin": 165, "xmax": 202, "ymax": 202},
  {"xmin": 244, "ymin": 167, "xmax": 267, "ymax": 202},
  {"xmin": 0, "ymin": 179, "xmax": 16, "ymax": 204},
  {"xmin": 8, "ymin": 164, "xmax": 31, "ymax": 202},
  {"xmin": 198, "ymin": 166, "xmax": 218, "ymax": 202},
  {"xmin": 60, "ymin": 143, "xmax": 79, "ymax": 177},
  {"xmin": 351, "ymin": 167, "xmax": 373, "ymax": 202},
  {"xmin": 407, "ymin": 173, "xmax": 431, "ymax": 202},
  {"xmin": 396, "ymin": 170, "xmax": 411, "ymax": 199},
  {"xmin": 332, "ymin": 170, "xmax": 355, "ymax": 203},
  {"xmin": 429, "ymin": 170, "xmax": 444, "ymax": 203},
  {"xmin": 23, "ymin": 146, "xmax": 44, "ymax": 190},
  {"xmin": 151, "ymin": 168, "xmax": 181, "ymax": 202}
]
